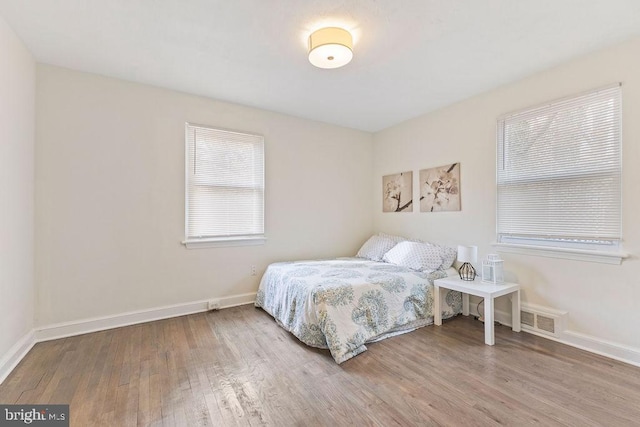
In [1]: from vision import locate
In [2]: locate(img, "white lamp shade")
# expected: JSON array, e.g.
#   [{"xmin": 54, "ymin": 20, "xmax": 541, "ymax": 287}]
[
  {"xmin": 308, "ymin": 27, "xmax": 353, "ymax": 69},
  {"xmin": 457, "ymin": 245, "xmax": 478, "ymax": 263}
]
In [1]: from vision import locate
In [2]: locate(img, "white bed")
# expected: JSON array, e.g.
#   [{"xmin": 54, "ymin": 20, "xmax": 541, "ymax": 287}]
[{"xmin": 255, "ymin": 257, "xmax": 462, "ymax": 363}]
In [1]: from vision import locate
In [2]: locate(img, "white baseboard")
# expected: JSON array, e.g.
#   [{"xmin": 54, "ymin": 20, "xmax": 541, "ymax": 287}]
[
  {"xmin": 35, "ymin": 292, "xmax": 257, "ymax": 341},
  {"xmin": 493, "ymin": 308, "xmax": 513, "ymax": 327},
  {"xmin": 0, "ymin": 330, "xmax": 36, "ymax": 385},
  {"xmin": 485, "ymin": 308, "xmax": 640, "ymax": 368},
  {"xmin": 559, "ymin": 331, "xmax": 640, "ymax": 368},
  {"xmin": 1, "ymin": 292, "xmax": 256, "ymax": 384},
  {"xmin": 4, "ymin": 293, "xmax": 638, "ymax": 384}
]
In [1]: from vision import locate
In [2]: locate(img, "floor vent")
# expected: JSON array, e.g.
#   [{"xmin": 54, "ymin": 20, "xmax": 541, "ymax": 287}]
[
  {"xmin": 520, "ymin": 303, "xmax": 567, "ymax": 337},
  {"xmin": 537, "ymin": 315, "xmax": 555, "ymax": 334},
  {"xmin": 521, "ymin": 310, "xmax": 535, "ymax": 327}
]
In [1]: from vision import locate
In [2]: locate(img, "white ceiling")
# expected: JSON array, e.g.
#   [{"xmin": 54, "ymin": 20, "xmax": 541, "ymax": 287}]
[{"xmin": 1, "ymin": 1, "xmax": 640, "ymax": 132}]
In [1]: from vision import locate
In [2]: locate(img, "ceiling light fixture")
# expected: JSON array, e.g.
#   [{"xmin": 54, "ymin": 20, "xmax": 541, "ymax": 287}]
[{"xmin": 308, "ymin": 27, "xmax": 353, "ymax": 69}]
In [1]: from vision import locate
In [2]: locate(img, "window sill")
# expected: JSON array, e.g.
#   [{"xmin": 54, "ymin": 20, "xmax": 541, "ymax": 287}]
[
  {"xmin": 491, "ymin": 242, "xmax": 628, "ymax": 265},
  {"xmin": 182, "ymin": 237, "xmax": 266, "ymax": 249}
]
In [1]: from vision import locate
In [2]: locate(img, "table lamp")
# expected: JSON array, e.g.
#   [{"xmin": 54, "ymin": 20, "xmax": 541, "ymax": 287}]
[{"xmin": 457, "ymin": 245, "xmax": 478, "ymax": 281}]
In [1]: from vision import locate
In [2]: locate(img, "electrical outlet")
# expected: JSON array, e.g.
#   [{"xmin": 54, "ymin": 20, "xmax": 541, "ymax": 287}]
[
  {"xmin": 208, "ymin": 299, "xmax": 221, "ymax": 310},
  {"xmin": 251, "ymin": 265, "xmax": 257, "ymax": 276}
]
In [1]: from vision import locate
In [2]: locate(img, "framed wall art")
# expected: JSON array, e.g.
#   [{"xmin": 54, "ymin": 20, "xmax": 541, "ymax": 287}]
[
  {"xmin": 419, "ymin": 163, "xmax": 460, "ymax": 212},
  {"xmin": 382, "ymin": 171, "xmax": 413, "ymax": 212}
]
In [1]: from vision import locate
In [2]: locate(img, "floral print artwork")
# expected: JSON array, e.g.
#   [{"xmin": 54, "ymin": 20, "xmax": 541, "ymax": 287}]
[
  {"xmin": 383, "ymin": 171, "xmax": 413, "ymax": 212},
  {"xmin": 420, "ymin": 163, "xmax": 461, "ymax": 212},
  {"xmin": 255, "ymin": 258, "xmax": 461, "ymax": 363}
]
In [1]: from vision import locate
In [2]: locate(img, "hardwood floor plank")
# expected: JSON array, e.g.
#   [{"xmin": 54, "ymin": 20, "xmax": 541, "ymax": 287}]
[{"xmin": 2, "ymin": 306, "xmax": 640, "ymax": 427}]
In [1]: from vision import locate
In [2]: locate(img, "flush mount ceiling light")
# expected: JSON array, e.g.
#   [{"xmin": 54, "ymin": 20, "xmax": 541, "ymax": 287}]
[{"xmin": 308, "ymin": 27, "xmax": 353, "ymax": 69}]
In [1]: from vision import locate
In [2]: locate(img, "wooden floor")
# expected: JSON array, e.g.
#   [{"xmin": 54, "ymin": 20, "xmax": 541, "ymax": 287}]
[{"xmin": 1, "ymin": 306, "xmax": 639, "ymax": 426}]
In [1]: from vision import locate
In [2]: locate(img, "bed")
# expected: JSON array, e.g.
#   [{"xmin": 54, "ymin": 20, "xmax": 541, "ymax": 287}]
[{"xmin": 255, "ymin": 256, "xmax": 462, "ymax": 363}]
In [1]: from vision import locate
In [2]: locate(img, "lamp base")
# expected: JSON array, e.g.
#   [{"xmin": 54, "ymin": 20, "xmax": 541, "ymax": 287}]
[{"xmin": 458, "ymin": 262, "xmax": 476, "ymax": 281}]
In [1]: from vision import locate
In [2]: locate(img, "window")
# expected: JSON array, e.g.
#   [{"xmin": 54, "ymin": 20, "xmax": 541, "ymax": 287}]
[
  {"xmin": 496, "ymin": 84, "xmax": 622, "ymax": 261},
  {"xmin": 183, "ymin": 123, "xmax": 264, "ymax": 248}
]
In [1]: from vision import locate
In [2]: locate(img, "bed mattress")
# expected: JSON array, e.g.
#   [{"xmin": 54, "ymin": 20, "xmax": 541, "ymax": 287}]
[{"xmin": 255, "ymin": 258, "xmax": 462, "ymax": 363}]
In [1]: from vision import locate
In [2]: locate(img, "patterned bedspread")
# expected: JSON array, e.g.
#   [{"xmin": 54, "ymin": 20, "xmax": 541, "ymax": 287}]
[{"xmin": 255, "ymin": 258, "xmax": 462, "ymax": 363}]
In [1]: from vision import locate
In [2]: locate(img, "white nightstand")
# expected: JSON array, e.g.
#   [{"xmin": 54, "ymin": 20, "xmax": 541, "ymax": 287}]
[{"xmin": 433, "ymin": 276, "xmax": 521, "ymax": 345}]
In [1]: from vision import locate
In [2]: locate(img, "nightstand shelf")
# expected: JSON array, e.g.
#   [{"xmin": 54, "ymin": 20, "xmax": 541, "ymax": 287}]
[{"xmin": 433, "ymin": 276, "xmax": 521, "ymax": 345}]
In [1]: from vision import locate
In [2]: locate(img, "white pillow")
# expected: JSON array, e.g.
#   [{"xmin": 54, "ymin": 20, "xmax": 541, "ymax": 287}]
[
  {"xmin": 378, "ymin": 232, "xmax": 423, "ymax": 244},
  {"xmin": 356, "ymin": 235, "xmax": 397, "ymax": 261},
  {"xmin": 437, "ymin": 245, "xmax": 457, "ymax": 269},
  {"xmin": 382, "ymin": 241, "xmax": 443, "ymax": 272},
  {"xmin": 377, "ymin": 232, "xmax": 407, "ymax": 244}
]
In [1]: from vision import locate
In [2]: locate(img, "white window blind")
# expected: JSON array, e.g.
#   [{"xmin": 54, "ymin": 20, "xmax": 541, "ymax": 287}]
[
  {"xmin": 497, "ymin": 84, "xmax": 621, "ymax": 252},
  {"xmin": 185, "ymin": 123, "xmax": 264, "ymax": 243}
]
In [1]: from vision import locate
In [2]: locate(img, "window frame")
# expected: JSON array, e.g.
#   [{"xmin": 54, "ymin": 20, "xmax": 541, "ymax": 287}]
[
  {"xmin": 182, "ymin": 122, "xmax": 265, "ymax": 249},
  {"xmin": 493, "ymin": 84, "xmax": 627, "ymax": 264}
]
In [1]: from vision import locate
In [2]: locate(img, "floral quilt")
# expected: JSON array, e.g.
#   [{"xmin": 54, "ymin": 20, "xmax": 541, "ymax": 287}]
[{"xmin": 255, "ymin": 258, "xmax": 462, "ymax": 363}]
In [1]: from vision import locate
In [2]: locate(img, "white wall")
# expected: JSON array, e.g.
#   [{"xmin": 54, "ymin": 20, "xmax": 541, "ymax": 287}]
[
  {"xmin": 0, "ymin": 17, "xmax": 35, "ymax": 364},
  {"xmin": 36, "ymin": 65, "xmax": 373, "ymax": 326},
  {"xmin": 373, "ymin": 38, "xmax": 640, "ymax": 353}
]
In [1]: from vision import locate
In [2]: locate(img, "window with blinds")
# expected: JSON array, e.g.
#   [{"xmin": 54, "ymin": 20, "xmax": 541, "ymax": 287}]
[
  {"xmin": 184, "ymin": 123, "xmax": 264, "ymax": 245},
  {"xmin": 497, "ymin": 84, "xmax": 621, "ymax": 252}
]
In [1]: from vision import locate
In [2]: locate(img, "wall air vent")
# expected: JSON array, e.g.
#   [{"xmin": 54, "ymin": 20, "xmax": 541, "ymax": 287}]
[
  {"xmin": 536, "ymin": 315, "xmax": 555, "ymax": 334},
  {"xmin": 520, "ymin": 310, "xmax": 535, "ymax": 327},
  {"xmin": 519, "ymin": 303, "xmax": 567, "ymax": 338}
]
